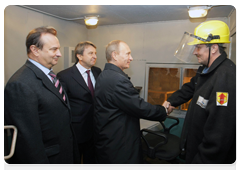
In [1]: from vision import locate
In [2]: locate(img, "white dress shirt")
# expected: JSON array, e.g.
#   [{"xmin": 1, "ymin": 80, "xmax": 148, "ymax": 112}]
[
  {"xmin": 76, "ymin": 62, "xmax": 96, "ymax": 88},
  {"xmin": 28, "ymin": 59, "xmax": 53, "ymax": 82}
]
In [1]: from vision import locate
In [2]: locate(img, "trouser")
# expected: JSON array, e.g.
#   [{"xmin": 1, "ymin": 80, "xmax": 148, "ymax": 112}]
[{"xmin": 78, "ymin": 137, "xmax": 95, "ymax": 164}]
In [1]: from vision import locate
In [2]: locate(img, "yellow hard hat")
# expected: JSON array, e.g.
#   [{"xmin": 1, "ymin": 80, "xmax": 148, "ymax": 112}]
[{"xmin": 188, "ymin": 20, "xmax": 230, "ymax": 45}]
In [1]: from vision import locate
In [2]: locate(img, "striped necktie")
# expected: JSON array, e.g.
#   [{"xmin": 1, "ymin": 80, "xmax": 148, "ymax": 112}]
[{"xmin": 49, "ymin": 71, "xmax": 66, "ymax": 102}]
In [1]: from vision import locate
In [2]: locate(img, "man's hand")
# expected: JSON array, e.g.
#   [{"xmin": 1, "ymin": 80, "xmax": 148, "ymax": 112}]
[{"xmin": 162, "ymin": 101, "xmax": 175, "ymax": 115}]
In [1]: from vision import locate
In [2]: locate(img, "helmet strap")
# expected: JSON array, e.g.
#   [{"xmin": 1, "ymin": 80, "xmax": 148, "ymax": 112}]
[
  {"xmin": 205, "ymin": 44, "xmax": 213, "ymax": 68},
  {"xmin": 191, "ymin": 33, "xmax": 220, "ymax": 42},
  {"xmin": 207, "ymin": 46, "xmax": 211, "ymax": 68},
  {"xmin": 206, "ymin": 34, "xmax": 220, "ymax": 42}
]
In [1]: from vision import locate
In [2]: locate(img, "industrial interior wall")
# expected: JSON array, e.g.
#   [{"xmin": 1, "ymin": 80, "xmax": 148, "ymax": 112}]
[
  {"xmin": 3, "ymin": 5, "xmax": 230, "ymax": 129},
  {"xmin": 4, "ymin": 5, "xmax": 88, "ymax": 84},
  {"xmin": 88, "ymin": 17, "xmax": 229, "ymax": 98},
  {"xmin": 87, "ymin": 17, "xmax": 229, "ymax": 129},
  {"xmin": 4, "ymin": 5, "xmax": 229, "ymax": 88}
]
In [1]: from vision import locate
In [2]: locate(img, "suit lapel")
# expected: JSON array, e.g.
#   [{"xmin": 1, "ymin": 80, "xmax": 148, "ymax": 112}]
[
  {"xmin": 71, "ymin": 65, "xmax": 91, "ymax": 93},
  {"xmin": 91, "ymin": 67, "xmax": 99, "ymax": 80},
  {"xmin": 25, "ymin": 60, "xmax": 69, "ymax": 108}
]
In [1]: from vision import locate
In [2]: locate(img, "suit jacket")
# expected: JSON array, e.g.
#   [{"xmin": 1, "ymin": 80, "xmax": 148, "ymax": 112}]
[
  {"xmin": 4, "ymin": 60, "xmax": 80, "ymax": 164},
  {"xmin": 94, "ymin": 63, "xmax": 167, "ymax": 163},
  {"xmin": 57, "ymin": 64, "xmax": 101, "ymax": 143}
]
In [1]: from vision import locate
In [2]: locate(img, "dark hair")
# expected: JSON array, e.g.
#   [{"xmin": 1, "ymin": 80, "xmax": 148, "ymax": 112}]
[
  {"xmin": 206, "ymin": 43, "xmax": 226, "ymax": 54},
  {"xmin": 74, "ymin": 41, "xmax": 96, "ymax": 62},
  {"xmin": 26, "ymin": 26, "xmax": 57, "ymax": 54}
]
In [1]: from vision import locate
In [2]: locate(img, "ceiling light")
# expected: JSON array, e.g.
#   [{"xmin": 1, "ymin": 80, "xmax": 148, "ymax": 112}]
[
  {"xmin": 84, "ymin": 16, "xmax": 99, "ymax": 26},
  {"xmin": 188, "ymin": 6, "xmax": 212, "ymax": 18}
]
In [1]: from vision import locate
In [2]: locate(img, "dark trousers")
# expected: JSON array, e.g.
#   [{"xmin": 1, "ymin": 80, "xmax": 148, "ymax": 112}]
[{"xmin": 78, "ymin": 138, "xmax": 95, "ymax": 164}]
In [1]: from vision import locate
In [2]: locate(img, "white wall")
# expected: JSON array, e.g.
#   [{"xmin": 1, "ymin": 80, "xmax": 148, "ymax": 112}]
[
  {"xmin": 88, "ymin": 17, "xmax": 229, "ymax": 98},
  {"xmin": 87, "ymin": 17, "xmax": 229, "ymax": 129},
  {"xmin": 4, "ymin": 6, "xmax": 231, "ymax": 129},
  {"xmin": 4, "ymin": 5, "xmax": 229, "ymax": 87},
  {"xmin": 4, "ymin": 5, "xmax": 87, "ymax": 84}
]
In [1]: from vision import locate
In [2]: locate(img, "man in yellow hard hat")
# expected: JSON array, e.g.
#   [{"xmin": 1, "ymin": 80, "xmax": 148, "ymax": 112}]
[{"xmin": 164, "ymin": 20, "xmax": 236, "ymax": 163}]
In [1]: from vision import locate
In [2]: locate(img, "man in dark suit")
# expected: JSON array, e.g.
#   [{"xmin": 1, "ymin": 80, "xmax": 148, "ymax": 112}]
[
  {"xmin": 94, "ymin": 40, "xmax": 168, "ymax": 163},
  {"xmin": 57, "ymin": 41, "xmax": 101, "ymax": 164},
  {"xmin": 4, "ymin": 26, "xmax": 80, "ymax": 164}
]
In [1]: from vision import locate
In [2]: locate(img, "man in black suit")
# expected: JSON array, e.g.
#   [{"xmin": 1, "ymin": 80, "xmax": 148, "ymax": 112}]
[
  {"xmin": 57, "ymin": 41, "xmax": 101, "ymax": 163},
  {"xmin": 4, "ymin": 26, "xmax": 80, "ymax": 164},
  {"xmin": 94, "ymin": 40, "xmax": 168, "ymax": 163}
]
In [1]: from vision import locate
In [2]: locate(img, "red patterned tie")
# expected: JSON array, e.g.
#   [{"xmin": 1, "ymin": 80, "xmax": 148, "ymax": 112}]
[
  {"xmin": 49, "ymin": 71, "xmax": 66, "ymax": 102},
  {"xmin": 86, "ymin": 70, "xmax": 94, "ymax": 97}
]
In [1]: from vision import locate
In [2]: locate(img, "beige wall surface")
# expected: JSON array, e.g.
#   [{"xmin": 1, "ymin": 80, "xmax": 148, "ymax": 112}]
[
  {"xmin": 4, "ymin": 5, "xmax": 87, "ymax": 84},
  {"xmin": 4, "ymin": 5, "xmax": 230, "ymax": 86},
  {"xmin": 87, "ymin": 17, "xmax": 229, "ymax": 99},
  {"xmin": 4, "ymin": 5, "xmax": 234, "ymax": 129}
]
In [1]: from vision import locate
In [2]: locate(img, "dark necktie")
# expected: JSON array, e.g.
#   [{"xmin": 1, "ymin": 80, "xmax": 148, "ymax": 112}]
[
  {"xmin": 49, "ymin": 71, "xmax": 66, "ymax": 102},
  {"xmin": 86, "ymin": 70, "xmax": 94, "ymax": 97}
]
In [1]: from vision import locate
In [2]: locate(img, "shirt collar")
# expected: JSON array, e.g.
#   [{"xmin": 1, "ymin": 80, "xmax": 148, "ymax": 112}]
[
  {"xmin": 202, "ymin": 51, "xmax": 227, "ymax": 75},
  {"xmin": 28, "ymin": 58, "xmax": 52, "ymax": 75},
  {"xmin": 202, "ymin": 67, "xmax": 210, "ymax": 74},
  {"xmin": 76, "ymin": 62, "xmax": 90, "ymax": 75}
]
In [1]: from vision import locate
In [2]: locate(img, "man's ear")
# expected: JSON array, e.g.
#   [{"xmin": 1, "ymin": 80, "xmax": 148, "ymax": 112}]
[
  {"xmin": 211, "ymin": 44, "xmax": 219, "ymax": 54},
  {"xmin": 111, "ymin": 51, "xmax": 118, "ymax": 61},
  {"xmin": 30, "ymin": 45, "xmax": 39, "ymax": 56},
  {"xmin": 76, "ymin": 54, "xmax": 83, "ymax": 61}
]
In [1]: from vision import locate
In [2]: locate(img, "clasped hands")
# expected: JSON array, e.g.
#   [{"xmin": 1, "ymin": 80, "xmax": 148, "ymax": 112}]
[{"xmin": 162, "ymin": 101, "xmax": 175, "ymax": 115}]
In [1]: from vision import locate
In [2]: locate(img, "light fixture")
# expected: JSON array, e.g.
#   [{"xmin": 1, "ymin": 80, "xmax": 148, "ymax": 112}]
[
  {"xmin": 19, "ymin": 6, "xmax": 100, "ymax": 27},
  {"xmin": 188, "ymin": 6, "xmax": 212, "ymax": 18},
  {"xmin": 84, "ymin": 16, "xmax": 99, "ymax": 26}
]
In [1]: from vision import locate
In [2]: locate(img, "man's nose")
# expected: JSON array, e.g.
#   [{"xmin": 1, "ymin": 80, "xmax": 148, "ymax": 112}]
[
  {"xmin": 130, "ymin": 55, "xmax": 133, "ymax": 61},
  {"xmin": 57, "ymin": 49, "xmax": 62, "ymax": 57},
  {"xmin": 193, "ymin": 47, "xmax": 198, "ymax": 55}
]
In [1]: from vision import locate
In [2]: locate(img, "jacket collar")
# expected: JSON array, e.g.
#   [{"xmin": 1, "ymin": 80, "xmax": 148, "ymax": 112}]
[
  {"xmin": 202, "ymin": 51, "xmax": 227, "ymax": 75},
  {"xmin": 71, "ymin": 64, "xmax": 91, "ymax": 93},
  {"xmin": 25, "ymin": 60, "xmax": 51, "ymax": 81},
  {"xmin": 104, "ymin": 63, "xmax": 129, "ymax": 79},
  {"xmin": 91, "ymin": 66, "xmax": 100, "ymax": 80},
  {"xmin": 25, "ymin": 60, "xmax": 70, "ymax": 108}
]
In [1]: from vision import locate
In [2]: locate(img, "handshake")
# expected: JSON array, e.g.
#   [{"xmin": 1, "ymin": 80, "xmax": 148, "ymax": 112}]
[{"xmin": 162, "ymin": 101, "xmax": 175, "ymax": 115}]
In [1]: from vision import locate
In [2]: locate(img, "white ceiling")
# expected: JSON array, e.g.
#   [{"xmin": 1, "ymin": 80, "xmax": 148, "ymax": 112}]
[{"xmin": 20, "ymin": 5, "xmax": 234, "ymax": 26}]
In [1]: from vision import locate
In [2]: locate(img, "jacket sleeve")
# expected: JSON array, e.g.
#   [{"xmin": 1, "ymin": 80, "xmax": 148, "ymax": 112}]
[
  {"xmin": 192, "ymin": 69, "xmax": 236, "ymax": 163},
  {"xmin": 167, "ymin": 74, "xmax": 197, "ymax": 107},
  {"xmin": 111, "ymin": 76, "xmax": 167, "ymax": 121},
  {"xmin": 4, "ymin": 81, "xmax": 49, "ymax": 163}
]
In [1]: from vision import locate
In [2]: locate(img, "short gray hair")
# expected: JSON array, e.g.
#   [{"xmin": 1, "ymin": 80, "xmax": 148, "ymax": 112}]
[{"xmin": 105, "ymin": 40, "xmax": 125, "ymax": 61}]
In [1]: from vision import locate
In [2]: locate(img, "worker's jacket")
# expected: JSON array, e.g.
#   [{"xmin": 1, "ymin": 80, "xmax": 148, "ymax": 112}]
[{"xmin": 168, "ymin": 52, "xmax": 236, "ymax": 164}]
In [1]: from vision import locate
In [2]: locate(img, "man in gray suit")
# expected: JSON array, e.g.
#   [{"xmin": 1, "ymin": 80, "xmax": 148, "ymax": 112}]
[{"xmin": 4, "ymin": 26, "xmax": 80, "ymax": 164}]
